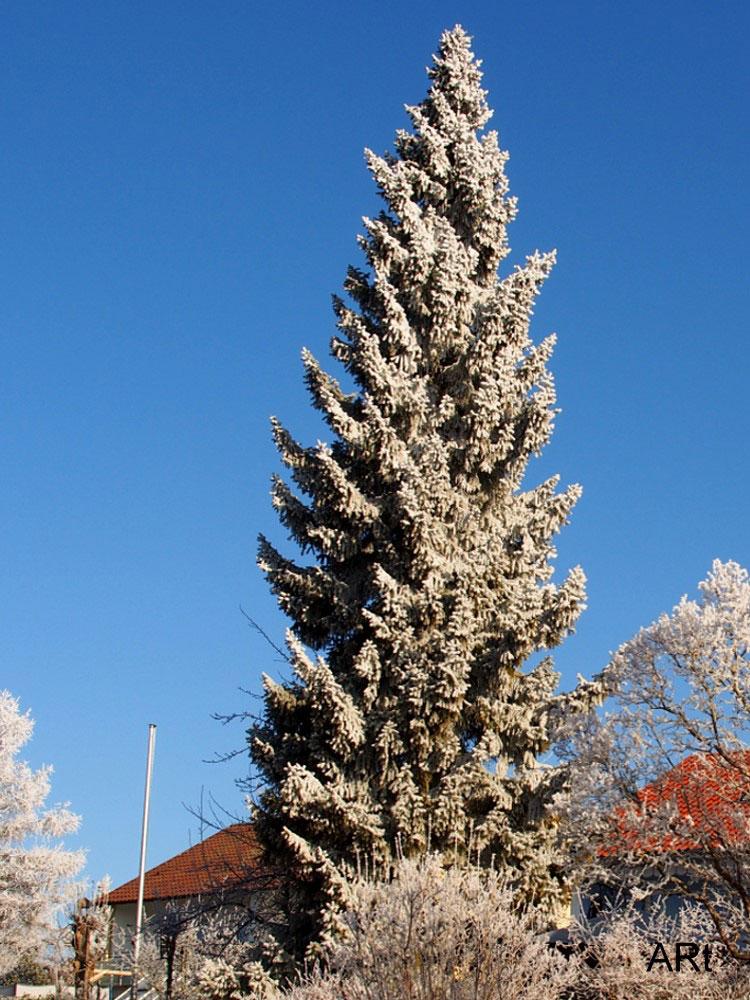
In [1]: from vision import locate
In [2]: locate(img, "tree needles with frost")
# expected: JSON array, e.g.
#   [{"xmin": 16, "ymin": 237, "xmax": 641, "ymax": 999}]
[
  {"xmin": 0, "ymin": 690, "xmax": 83, "ymax": 974},
  {"xmin": 250, "ymin": 25, "xmax": 604, "ymax": 965}
]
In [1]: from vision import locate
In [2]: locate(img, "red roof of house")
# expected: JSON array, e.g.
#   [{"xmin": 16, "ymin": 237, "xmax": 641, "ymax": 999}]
[
  {"xmin": 605, "ymin": 751, "xmax": 750, "ymax": 854},
  {"xmin": 108, "ymin": 824, "xmax": 261, "ymax": 904}
]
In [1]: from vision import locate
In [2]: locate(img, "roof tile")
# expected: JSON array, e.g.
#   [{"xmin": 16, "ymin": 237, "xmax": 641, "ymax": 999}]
[
  {"xmin": 107, "ymin": 824, "xmax": 260, "ymax": 904},
  {"xmin": 604, "ymin": 751, "xmax": 750, "ymax": 855}
]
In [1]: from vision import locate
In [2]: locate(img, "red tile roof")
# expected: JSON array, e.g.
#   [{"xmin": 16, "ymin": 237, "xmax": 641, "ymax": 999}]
[
  {"xmin": 108, "ymin": 824, "xmax": 261, "ymax": 904},
  {"xmin": 605, "ymin": 751, "xmax": 750, "ymax": 855}
]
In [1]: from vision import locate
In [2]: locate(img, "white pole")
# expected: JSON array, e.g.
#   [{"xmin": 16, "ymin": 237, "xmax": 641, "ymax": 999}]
[{"xmin": 131, "ymin": 724, "xmax": 156, "ymax": 999}]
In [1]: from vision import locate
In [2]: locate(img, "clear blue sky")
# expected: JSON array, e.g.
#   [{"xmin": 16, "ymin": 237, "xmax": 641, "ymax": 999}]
[{"xmin": 3, "ymin": 0, "xmax": 749, "ymax": 890}]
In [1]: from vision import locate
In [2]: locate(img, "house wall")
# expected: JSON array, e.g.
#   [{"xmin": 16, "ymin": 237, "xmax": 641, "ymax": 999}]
[
  {"xmin": 103, "ymin": 892, "xmax": 260, "ymax": 999},
  {"xmin": 99, "ymin": 899, "xmax": 177, "ymax": 1000},
  {"xmin": 110, "ymin": 898, "xmax": 174, "ymax": 949}
]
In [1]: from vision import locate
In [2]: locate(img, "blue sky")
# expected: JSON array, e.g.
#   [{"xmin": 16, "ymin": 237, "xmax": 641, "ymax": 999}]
[{"xmin": 3, "ymin": 0, "xmax": 749, "ymax": 889}]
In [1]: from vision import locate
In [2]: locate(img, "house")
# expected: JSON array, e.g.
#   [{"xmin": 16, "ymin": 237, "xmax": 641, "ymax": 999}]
[
  {"xmin": 609, "ymin": 751, "xmax": 750, "ymax": 852},
  {"xmin": 107, "ymin": 823, "xmax": 261, "ymax": 930},
  {"xmin": 95, "ymin": 824, "xmax": 265, "ymax": 995},
  {"xmin": 577, "ymin": 751, "xmax": 750, "ymax": 924}
]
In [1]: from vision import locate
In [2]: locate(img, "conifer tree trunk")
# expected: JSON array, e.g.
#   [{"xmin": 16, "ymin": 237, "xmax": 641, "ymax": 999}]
[{"xmin": 249, "ymin": 25, "xmax": 605, "ymax": 966}]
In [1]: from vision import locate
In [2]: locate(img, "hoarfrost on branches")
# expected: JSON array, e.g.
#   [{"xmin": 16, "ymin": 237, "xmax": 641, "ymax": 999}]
[
  {"xmin": 0, "ymin": 690, "xmax": 83, "ymax": 974},
  {"xmin": 129, "ymin": 906, "xmax": 278, "ymax": 1000},
  {"xmin": 280, "ymin": 853, "xmax": 578, "ymax": 1000},
  {"xmin": 568, "ymin": 895, "xmax": 750, "ymax": 1000},
  {"xmin": 276, "ymin": 855, "xmax": 750, "ymax": 999},
  {"xmin": 559, "ymin": 561, "xmax": 750, "ymax": 960}
]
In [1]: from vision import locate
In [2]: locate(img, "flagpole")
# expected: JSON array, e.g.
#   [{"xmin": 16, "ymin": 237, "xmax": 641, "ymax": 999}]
[{"xmin": 131, "ymin": 724, "xmax": 156, "ymax": 999}]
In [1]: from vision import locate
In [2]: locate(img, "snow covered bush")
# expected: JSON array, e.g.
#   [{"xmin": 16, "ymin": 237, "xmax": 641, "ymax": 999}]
[
  {"xmin": 279, "ymin": 853, "xmax": 579, "ymax": 1000},
  {"xmin": 193, "ymin": 955, "xmax": 277, "ymax": 1000},
  {"xmin": 568, "ymin": 897, "xmax": 750, "ymax": 999},
  {"xmin": 274, "ymin": 855, "xmax": 750, "ymax": 999},
  {"xmin": 132, "ymin": 908, "xmax": 278, "ymax": 1000},
  {"xmin": 0, "ymin": 690, "xmax": 83, "ymax": 974}
]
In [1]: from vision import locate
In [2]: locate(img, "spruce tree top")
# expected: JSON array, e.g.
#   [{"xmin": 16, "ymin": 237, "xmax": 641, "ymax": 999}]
[{"xmin": 251, "ymin": 25, "xmax": 602, "ymax": 965}]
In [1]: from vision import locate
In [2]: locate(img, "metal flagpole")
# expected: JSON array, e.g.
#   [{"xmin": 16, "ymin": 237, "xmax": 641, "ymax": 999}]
[{"xmin": 131, "ymin": 724, "xmax": 156, "ymax": 1000}]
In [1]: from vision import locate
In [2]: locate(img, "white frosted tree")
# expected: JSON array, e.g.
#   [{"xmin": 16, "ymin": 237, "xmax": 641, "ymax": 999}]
[
  {"xmin": 249, "ymin": 25, "xmax": 604, "ymax": 965},
  {"xmin": 559, "ymin": 561, "xmax": 750, "ymax": 961},
  {"xmin": 0, "ymin": 690, "xmax": 83, "ymax": 974}
]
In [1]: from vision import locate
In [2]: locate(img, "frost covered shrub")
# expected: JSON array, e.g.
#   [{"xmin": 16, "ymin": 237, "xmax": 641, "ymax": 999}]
[
  {"xmin": 194, "ymin": 955, "xmax": 277, "ymax": 1000},
  {"xmin": 568, "ymin": 899, "xmax": 750, "ymax": 1000},
  {"xmin": 280, "ymin": 853, "xmax": 578, "ymax": 1000},
  {"xmin": 131, "ymin": 910, "xmax": 278, "ymax": 1000},
  {"xmin": 273, "ymin": 853, "xmax": 750, "ymax": 1000}
]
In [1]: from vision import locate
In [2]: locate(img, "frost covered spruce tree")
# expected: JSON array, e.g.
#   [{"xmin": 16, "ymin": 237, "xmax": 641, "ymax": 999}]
[{"xmin": 250, "ymin": 25, "xmax": 604, "ymax": 964}]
